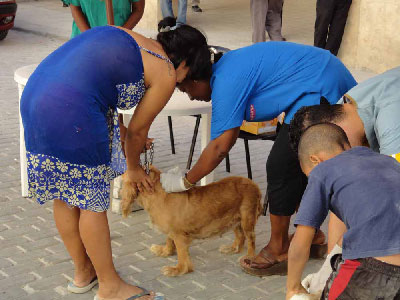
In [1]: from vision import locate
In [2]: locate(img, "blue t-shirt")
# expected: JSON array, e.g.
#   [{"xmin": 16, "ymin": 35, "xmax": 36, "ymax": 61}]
[
  {"xmin": 295, "ymin": 147, "xmax": 400, "ymax": 260},
  {"xmin": 210, "ymin": 42, "xmax": 356, "ymax": 140}
]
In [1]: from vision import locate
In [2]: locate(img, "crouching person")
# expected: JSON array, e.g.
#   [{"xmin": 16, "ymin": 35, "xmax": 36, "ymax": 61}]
[{"xmin": 286, "ymin": 123, "xmax": 400, "ymax": 300}]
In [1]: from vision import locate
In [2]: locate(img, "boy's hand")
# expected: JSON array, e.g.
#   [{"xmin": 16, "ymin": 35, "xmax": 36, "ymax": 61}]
[{"xmin": 286, "ymin": 285, "xmax": 309, "ymax": 300}]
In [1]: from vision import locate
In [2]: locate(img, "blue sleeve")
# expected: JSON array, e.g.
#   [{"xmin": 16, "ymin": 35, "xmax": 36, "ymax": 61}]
[
  {"xmin": 295, "ymin": 175, "xmax": 330, "ymax": 229},
  {"xmin": 210, "ymin": 74, "xmax": 255, "ymax": 140}
]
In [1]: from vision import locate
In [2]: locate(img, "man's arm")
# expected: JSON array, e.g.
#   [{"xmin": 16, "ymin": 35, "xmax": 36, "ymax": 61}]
[
  {"xmin": 70, "ymin": 4, "xmax": 90, "ymax": 32},
  {"xmin": 286, "ymin": 225, "xmax": 316, "ymax": 299},
  {"xmin": 186, "ymin": 127, "xmax": 240, "ymax": 184},
  {"xmin": 123, "ymin": 0, "xmax": 145, "ymax": 30}
]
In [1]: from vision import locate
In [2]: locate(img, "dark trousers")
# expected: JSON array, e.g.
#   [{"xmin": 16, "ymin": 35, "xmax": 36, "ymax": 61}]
[
  {"xmin": 314, "ymin": 0, "xmax": 352, "ymax": 56},
  {"xmin": 266, "ymin": 124, "xmax": 308, "ymax": 216},
  {"xmin": 322, "ymin": 255, "xmax": 400, "ymax": 299}
]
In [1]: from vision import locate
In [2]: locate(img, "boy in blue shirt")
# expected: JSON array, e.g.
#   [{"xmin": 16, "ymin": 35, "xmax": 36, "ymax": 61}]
[{"xmin": 286, "ymin": 123, "xmax": 400, "ymax": 300}]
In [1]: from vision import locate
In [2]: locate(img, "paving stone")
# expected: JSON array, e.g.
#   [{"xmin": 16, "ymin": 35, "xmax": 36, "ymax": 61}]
[{"xmin": 0, "ymin": 287, "xmax": 29, "ymax": 300}]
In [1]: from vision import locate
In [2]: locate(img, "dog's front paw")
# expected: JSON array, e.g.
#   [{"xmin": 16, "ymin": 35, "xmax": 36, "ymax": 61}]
[
  {"xmin": 150, "ymin": 244, "xmax": 174, "ymax": 257},
  {"xmin": 219, "ymin": 244, "xmax": 241, "ymax": 254},
  {"xmin": 161, "ymin": 265, "xmax": 191, "ymax": 277}
]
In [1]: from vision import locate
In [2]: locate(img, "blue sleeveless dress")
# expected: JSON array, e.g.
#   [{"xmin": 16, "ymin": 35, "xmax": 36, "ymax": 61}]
[{"xmin": 20, "ymin": 26, "xmax": 171, "ymax": 212}]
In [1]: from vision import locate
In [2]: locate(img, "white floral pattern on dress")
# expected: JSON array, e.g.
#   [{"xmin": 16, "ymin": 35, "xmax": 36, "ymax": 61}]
[
  {"xmin": 116, "ymin": 74, "xmax": 145, "ymax": 109},
  {"xmin": 27, "ymin": 151, "xmax": 119, "ymax": 212}
]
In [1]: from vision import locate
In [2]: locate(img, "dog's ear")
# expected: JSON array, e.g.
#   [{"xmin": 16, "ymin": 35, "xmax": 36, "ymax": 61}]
[{"xmin": 120, "ymin": 173, "xmax": 138, "ymax": 218}]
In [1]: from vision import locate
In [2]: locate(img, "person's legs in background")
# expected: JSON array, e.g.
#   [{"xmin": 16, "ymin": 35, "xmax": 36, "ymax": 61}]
[
  {"xmin": 191, "ymin": 0, "xmax": 202, "ymax": 12},
  {"xmin": 266, "ymin": 0, "xmax": 285, "ymax": 41},
  {"xmin": 314, "ymin": 0, "xmax": 335, "ymax": 50},
  {"xmin": 325, "ymin": 0, "xmax": 352, "ymax": 55},
  {"xmin": 177, "ymin": 0, "xmax": 188, "ymax": 26},
  {"xmin": 161, "ymin": 0, "xmax": 175, "ymax": 19},
  {"xmin": 250, "ymin": 0, "xmax": 269, "ymax": 43}
]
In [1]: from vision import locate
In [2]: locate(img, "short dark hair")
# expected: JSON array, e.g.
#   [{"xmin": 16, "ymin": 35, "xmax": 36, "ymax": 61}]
[
  {"xmin": 289, "ymin": 101, "xmax": 346, "ymax": 154},
  {"xmin": 157, "ymin": 17, "xmax": 213, "ymax": 80},
  {"xmin": 298, "ymin": 122, "xmax": 350, "ymax": 168}
]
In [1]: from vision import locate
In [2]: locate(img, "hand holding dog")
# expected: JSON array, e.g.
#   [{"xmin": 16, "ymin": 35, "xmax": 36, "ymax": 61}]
[
  {"xmin": 286, "ymin": 285, "xmax": 313, "ymax": 300},
  {"xmin": 126, "ymin": 165, "xmax": 154, "ymax": 193},
  {"xmin": 160, "ymin": 167, "xmax": 187, "ymax": 193}
]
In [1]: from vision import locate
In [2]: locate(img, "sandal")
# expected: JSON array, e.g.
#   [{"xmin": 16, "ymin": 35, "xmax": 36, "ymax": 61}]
[
  {"xmin": 240, "ymin": 247, "xmax": 288, "ymax": 276},
  {"xmin": 94, "ymin": 286, "xmax": 165, "ymax": 300},
  {"xmin": 67, "ymin": 276, "xmax": 98, "ymax": 294}
]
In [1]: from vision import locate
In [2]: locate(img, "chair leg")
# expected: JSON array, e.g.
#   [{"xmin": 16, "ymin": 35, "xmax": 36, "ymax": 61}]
[
  {"xmin": 187, "ymin": 115, "xmax": 201, "ymax": 170},
  {"xmin": 168, "ymin": 116, "xmax": 175, "ymax": 155},
  {"xmin": 244, "ymin": 139, "xmax": 252, "ymax": 179},
  {"xmin": 225, "ymin": 153, "xmax": 231, "ymax": 173}
]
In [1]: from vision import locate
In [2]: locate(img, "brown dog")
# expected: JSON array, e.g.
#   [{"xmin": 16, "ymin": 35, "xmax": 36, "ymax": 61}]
[{"xmin": 121, "ymin": 166, "xmax": 262, "ymax": 277}]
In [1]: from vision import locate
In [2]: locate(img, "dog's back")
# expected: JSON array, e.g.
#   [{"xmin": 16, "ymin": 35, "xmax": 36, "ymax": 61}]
[{"xmin": 160, "ymin": 176, "xmax": 262, "ymax": 239}]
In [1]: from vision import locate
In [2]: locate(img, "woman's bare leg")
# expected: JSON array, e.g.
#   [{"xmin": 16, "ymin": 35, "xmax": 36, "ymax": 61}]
[
  {"xmin": 79, "ymin": 209, "xmax": 153, "ymax": 299},
  {"xmin": 328, "ymin": 212, "xmax": 346, "ymax": 252},
  {"xmin": 53, "ymin": 200, "xmax": 96, "ymax": 286}
]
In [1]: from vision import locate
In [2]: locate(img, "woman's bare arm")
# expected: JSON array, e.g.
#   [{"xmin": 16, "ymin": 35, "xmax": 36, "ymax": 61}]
[{"xmin": 186, "ymin": 127, "xmax": 240, "ymax": 184}]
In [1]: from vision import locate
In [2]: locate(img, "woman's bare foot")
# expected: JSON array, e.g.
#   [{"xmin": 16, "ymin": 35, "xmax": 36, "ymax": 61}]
[
  {"xmin": 73, "ymin": 262, "xmax": 97, "ymax": 287},
  {"xmin": 97, "ymin": 279, "xmax": 155, "ymax": 300}
]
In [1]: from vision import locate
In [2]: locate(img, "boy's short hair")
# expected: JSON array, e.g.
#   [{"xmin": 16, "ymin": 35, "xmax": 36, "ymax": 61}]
[
  {"xmin": 289, "ymin": 101, "xmax": 346, "ymax": 154},
  {"xmin": 298, "ymin": 123, "xmax": 351, "ymax": 167}
]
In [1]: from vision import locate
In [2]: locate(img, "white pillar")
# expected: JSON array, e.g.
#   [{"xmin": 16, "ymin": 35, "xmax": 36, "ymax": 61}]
[{"xmin": 339, "ymin": 0, "xmax": 400, "ymax": 73}]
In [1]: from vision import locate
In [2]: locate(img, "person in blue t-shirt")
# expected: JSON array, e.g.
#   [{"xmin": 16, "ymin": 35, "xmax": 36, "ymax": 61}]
[
  {"xmin": 286, "ymin": 123, "xmax": 400, "ymax": 300},
  {"xmin": 160, "ymin": 41, "xmax": 357, "ymax": 275}
]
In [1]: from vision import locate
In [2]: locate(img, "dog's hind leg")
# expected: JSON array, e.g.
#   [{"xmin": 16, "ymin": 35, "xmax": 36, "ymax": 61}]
[
  {"xmin": 219, "ymin": 224, "xmax": 245, "ymax": 254},
  {"xmin": 161, "ymin": 235, "xmax": 193, "ymax": 276},
  {"xmin": 150, "ymin": 237, "xmax": 176, "ymax": 257},
  {"xmin": 241, "ymin": 216, "xmax": 256, "ymax": 258}
]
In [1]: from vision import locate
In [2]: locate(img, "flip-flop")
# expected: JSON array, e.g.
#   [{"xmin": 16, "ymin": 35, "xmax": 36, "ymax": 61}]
[
  {"xmin": 67, "ymin": 276, "xmax": 98, "ymax": 294},
  {"xmin": 93, "ymin": 286, "xmax": 165, "ymax": 300},
  {"xmin": 240, "ymin": 248, "xmax": 288, "ymax": 276}
]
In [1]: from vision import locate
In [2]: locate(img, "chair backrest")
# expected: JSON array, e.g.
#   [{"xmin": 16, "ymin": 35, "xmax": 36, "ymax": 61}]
[{"xmin": 209, "ymin": 45, "xmax": 231, "ymax": 54}]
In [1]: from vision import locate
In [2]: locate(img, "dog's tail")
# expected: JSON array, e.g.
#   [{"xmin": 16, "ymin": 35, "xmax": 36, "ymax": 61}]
[{"xmin": 120, "ymin": 173, "xmax": 138, "ymax": 218}]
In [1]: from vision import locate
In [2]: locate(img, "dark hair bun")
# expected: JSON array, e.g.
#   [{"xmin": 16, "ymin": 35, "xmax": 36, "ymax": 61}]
[
  {"xmin": 158, "ymin": 17, "xmax": 176, "ymax": 32},
  {"xmin": 157, "ymin": 18, "xmax": 212, "ymax": 80}
]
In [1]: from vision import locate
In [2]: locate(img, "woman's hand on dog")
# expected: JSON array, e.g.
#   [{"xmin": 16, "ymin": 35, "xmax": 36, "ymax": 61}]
[{"xmin": 127, "ymin": 165, "xmax": 154, "ymax": 193}]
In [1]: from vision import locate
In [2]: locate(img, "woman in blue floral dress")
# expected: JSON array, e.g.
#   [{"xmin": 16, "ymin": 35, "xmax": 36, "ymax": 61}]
[{"xmin": 20, "ymin": 23, "xmax": 211, "ymax": 300}]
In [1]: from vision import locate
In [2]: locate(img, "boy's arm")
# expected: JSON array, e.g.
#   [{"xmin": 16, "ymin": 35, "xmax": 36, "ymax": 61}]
[{"xmin": 286, "ymin": 225, "xmax": 316, "ymax": 300}]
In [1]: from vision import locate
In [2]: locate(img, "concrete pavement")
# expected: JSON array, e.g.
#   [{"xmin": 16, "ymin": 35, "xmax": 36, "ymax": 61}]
[{"xmin": 1, "ymin": 1, "xmax": 376, "ymax": 299}]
